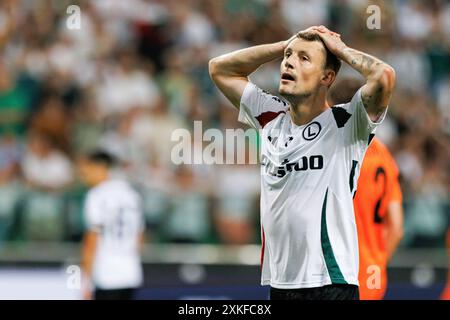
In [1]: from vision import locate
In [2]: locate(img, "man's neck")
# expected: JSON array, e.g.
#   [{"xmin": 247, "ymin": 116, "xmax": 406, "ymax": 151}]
[
  {"xmin": 288, "ymin": 89, "xmax": 329, "ymax": 126},
  {"xmin": 93, "ymin": 173, "xmax": 110, "ymax": 187}
]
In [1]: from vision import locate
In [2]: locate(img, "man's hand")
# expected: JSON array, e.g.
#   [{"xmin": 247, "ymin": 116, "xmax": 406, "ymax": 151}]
[
  {"xmin": 284, "ymin": 27, "xmax": 314, "ymax": 48},
  {"xmin": 285, "ymin": 26, "xmax": 342, "ymax": 52},
  {"xmin": 310, "ymin": 25, "xmax": 347, "ymax": 57},
  {"xmin": 309, "ymin": 25, "xmax": 395, "ymax": 121}
]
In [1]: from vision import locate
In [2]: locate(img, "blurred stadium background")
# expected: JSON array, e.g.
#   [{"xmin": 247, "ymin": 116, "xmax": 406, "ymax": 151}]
[{"xmin": 0, "ymin": 0, "xmax": 448, "ymax": 299}]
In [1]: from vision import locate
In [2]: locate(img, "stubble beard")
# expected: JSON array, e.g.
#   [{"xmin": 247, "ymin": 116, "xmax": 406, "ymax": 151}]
[{"xmin": 279, "ymin": 88, "xmax": 312, "ymax": 106}]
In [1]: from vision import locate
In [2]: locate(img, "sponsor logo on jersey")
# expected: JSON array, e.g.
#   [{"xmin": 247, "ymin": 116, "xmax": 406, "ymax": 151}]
[{"xmin": 261, "ymin": 154, "xmax": 324, "ymax": 178}]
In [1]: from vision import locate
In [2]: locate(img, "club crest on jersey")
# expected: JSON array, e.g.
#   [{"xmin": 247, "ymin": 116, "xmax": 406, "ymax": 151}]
[
  {"xmin": 302, "ymin": 122, "xmax": 322, "ymax": 141},
  {"xmin": 261, "ymin": 154, "xmax": 324, "ymax": 178}
]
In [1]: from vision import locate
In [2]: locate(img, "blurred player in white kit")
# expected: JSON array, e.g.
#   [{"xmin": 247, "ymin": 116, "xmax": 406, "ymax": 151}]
[{"xmin": 78, "ymin": 150, "xmax": 145, "ymax": 300}]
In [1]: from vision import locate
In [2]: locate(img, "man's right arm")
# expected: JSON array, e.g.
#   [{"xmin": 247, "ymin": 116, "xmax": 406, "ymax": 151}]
[{"xmin": 208, "ymin": 37, "xmax": 294, "ymax": 109}]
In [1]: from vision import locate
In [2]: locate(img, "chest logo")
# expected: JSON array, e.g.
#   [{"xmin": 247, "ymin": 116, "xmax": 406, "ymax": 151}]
[{"xmin": 302, "ymin": 122, "xmax": 322, "ymax": 141}]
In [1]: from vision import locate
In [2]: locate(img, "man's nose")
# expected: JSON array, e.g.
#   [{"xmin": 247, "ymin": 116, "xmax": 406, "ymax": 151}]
[{"xmin": 284, "ymin": 58, "xmax": 293, "ymax": 69}]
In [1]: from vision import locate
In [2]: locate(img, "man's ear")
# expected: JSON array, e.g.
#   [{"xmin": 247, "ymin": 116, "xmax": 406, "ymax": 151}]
[{"xmin": 321, "ymin": 69, "xmax": 336, "ymax": 87}]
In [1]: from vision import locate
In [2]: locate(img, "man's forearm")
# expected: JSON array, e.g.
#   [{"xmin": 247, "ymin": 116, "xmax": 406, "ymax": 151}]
[
  {"xmin": 307, "ymin": 25, "xmax": 395, "ymax": 114},
  {"xmin": 337, "ymin": 46, "xmax": 395, "ymax": 113},
  {"xmin": 386, "ymin": 232, "xmax": 402, "ymax": 261},
  {"xmin": 208, "ymin": 37, "xmax": 294, "ymax": 108},
  {"xmin": 385, "ymin": 202, "xmax": 404, "ymax": 261},
  {"xmin": 209, "ymin": 41, "xmax": 287, "ymax": 78},
  {"xmin": 339, "ymin": 47, "xmax": 392, "ymax": 81}
]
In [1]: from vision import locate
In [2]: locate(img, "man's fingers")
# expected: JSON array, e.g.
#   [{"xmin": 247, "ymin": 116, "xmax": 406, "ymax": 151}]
[
  {"xmin": 319, "ymin": 25, "xmax": 335, "ymax": 34},
  {"xmin": 302, "ymin": 26, "xmax": 318, "ymax": 33},
  {"xmin": 311, "ymin": 25, "xmax": 340, "ymax": 37},
  {"xmin": 299, "ymin": 26, "xmax": 341, "ymax": 41}
]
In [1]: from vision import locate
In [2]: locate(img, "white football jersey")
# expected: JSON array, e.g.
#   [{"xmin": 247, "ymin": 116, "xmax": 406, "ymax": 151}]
[
  {"xmin": 84, "ymin": 179, "xmax": 144, "ymax": 290},
  {"xmin": 238, "ymin": 82, "xmax": 386, "ymax": 289}
]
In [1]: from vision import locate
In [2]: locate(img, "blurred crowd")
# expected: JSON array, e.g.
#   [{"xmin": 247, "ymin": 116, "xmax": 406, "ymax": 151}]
[{"xmin": 0, "ymin": 0, "xmax": 448, "ymax": 247}]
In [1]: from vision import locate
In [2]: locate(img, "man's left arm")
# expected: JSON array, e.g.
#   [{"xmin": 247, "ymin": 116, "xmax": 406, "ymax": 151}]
[
  {"xmin": 385, "ymin": 202, "xmax": 404, "ymax": 261},
  {"xmin": 384, "ymin": 157, "xmax": 404, "ymax": 262},
  {"xmin": 313, "ymin": 26, "xmax": 396, "ymax": 122}
]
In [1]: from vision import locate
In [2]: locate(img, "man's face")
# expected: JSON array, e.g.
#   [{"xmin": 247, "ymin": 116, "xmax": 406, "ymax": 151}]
[
  {"xmin": 279, "ymin": 38, "xmax": 327, "ymax": 99},
  {"xmin": 78, "ymin": 159, "xmax": 105, "ymax": 187}
]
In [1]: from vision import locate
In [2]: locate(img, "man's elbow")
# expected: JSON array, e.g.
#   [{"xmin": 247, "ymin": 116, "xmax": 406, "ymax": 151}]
[
  {"xmin": 208, "ymin": 57, "xmax": 221, "ymax": 81},
  {"xmin": 379, "ymin": 65, "xmax": 396, "ymax": 91}
]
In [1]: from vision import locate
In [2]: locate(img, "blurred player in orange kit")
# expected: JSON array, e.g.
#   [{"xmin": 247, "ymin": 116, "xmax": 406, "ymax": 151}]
[
  {"xmin": 329, "ymin": 79, "xmax": 404, "ymax": 300},
  {"xmin": 440, "ymin": 230, "xmax": 450, "ymax": 300},
  {"xmin": 354, "ymin": 136, "xmax": 404, "ymax": 300}
]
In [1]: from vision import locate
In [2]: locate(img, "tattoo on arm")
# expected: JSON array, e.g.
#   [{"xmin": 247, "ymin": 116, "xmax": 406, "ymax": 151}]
[
  {"xmin": 362, "ymin": 85, "xmax": 385, "ymax": 115},
  {"xmin": 361, "ymin": 55, "xmax": 375, "ymax": 70},
  {"xmin": 342, "ymin": 47, "xmax": 394, "ymax": 117},
  {"xmin": 344, "ymin": 48, "xmax": 382, "ymax": 78}
]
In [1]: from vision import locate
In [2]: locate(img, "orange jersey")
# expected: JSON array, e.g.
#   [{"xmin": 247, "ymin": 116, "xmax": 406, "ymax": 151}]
[
  {"xmin": 440, "ymin": 230, "xmax": 450, "ymax": 300},
  {"xmin": 354, "ymin": 138, "xmax": 402, "ymax": 300}
]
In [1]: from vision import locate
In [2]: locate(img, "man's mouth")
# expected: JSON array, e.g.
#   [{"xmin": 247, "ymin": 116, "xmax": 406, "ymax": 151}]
[{"xmin": 281, "ymin": 72, "xmax": 295, "ymax": 82}]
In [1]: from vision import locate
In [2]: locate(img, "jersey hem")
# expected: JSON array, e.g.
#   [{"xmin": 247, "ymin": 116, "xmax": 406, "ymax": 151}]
[
  {"xmin": 262, "ymin": 279, "xmax": 358, "ymax": 289},
  {"xmin": 94, "ymin": 279, "xmax": 143, "ymax": 290}
]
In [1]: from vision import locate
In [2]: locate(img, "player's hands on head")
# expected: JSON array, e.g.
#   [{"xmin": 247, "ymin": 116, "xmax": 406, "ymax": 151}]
[
  {"xmin": 283, "ymin": 26, "xmax": 320, "ymax": 48},
  {"xmin": 310, "ymin": 25, "xmax": 347, "ymax": 57},
  {"xmin": 284, "ymin": 25, "xmax": 344, "ymax": 52}
]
